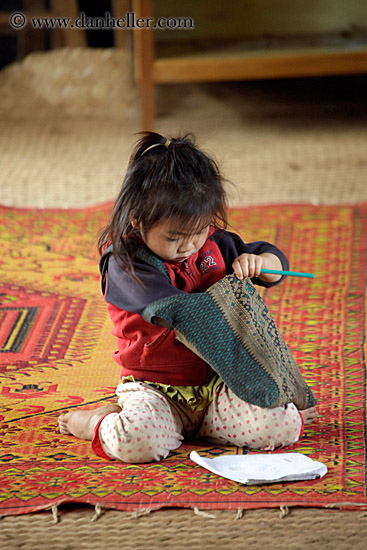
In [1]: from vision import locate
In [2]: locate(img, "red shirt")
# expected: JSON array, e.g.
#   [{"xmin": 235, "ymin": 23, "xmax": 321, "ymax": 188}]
[{"xmin": 100, "ymin": 227, "xmax": 288, "ymax": 386}]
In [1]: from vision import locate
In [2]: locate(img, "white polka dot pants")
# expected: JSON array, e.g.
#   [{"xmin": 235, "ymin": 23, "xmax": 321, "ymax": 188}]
[
  {"xmin": 92, "ymin": 380, "xmax": 303, "ymax": 463},
  {"xmin": 197, "ymin": 381, "xmax": 303, "ymax": 451},
  {"xmin": 93, "ymin": 381, "xmax": 185, "ymax": 463}
]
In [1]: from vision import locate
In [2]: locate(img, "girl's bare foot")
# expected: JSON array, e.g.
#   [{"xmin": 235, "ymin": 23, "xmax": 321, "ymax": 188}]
[
  {"xmin": 300, "ymin": 406, "xmax": 318, "ymax": 425},
  {"xmin": 58, "ymin": 404, "xmax": 121, "ymax": 440}
]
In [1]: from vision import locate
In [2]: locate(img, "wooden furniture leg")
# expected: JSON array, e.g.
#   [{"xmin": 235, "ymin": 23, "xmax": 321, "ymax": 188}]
[
  {"xmin": 133, "ymin": 0, "xmax": 154, "ymax": 130},
  {"xmin": 112, "ymin": 0, "xmax": 131, "ymax": 49},
  {"xmin": 52, "ymin": 0, "xmax": 87, "ymax": 47}
]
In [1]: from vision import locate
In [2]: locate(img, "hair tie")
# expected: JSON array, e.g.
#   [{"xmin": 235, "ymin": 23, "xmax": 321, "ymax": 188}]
[{"xmin": 141, "ymin": 138, "xmax": 171, "ymax": 156}]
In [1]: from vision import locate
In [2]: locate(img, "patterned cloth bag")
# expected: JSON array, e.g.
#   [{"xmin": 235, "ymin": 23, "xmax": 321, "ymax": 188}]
[{"xmin": 143, "ymin": 272, "xmax": 316, "ymax": 410}]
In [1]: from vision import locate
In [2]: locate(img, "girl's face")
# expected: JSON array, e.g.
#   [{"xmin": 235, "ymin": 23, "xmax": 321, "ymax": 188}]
[{"xmin": 138, "ymin": 218, "xmax": 210, "ymax": 262}]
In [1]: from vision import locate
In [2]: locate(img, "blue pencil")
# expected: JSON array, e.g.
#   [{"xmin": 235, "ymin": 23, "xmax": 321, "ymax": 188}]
[{"xmin": 261, "ymin": 268, "xmax": 314, "ymax": 279}]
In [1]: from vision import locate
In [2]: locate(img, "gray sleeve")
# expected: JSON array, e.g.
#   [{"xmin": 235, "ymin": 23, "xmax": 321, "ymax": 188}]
[{"xmin": 105, "ymin": 255, "xmax": 186, "ymax": 316}]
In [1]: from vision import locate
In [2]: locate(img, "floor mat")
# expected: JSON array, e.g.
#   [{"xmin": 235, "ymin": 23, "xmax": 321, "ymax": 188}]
[{"xmin": 1, "ymin": 203, "xmax": 366, "ymax": 515}]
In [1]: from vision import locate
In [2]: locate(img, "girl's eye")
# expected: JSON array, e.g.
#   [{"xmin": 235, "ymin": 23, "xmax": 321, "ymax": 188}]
[{"xmin": 166, "ymin": 237, "xmax": 180, "ymax": 243}]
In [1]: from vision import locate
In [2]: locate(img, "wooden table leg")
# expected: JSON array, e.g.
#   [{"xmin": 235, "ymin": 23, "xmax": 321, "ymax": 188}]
[{"xmin": 133, "ymin": 0, "xmax": 155, "ymax": 130}]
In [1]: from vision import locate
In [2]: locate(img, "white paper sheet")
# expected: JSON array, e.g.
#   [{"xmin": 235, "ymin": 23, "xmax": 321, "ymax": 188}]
[{"xmin": 190, "ymin": 451, "xmax": 327, "ymax": 485}]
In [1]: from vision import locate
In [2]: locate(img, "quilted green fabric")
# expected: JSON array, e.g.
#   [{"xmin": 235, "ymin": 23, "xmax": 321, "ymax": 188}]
[{"xmin": 142, "ymin": 271, "xmax": 316, "ymax": 410}]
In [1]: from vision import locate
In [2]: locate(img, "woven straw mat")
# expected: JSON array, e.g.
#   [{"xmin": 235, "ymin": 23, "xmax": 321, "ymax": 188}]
[{"xmin": 0, "ymin": 49, "xmax": 367, "ymax": 549}]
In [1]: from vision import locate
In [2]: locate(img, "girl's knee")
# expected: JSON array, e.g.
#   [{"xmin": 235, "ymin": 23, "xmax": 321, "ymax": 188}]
[
  {"xmin": 116, "ymin": 436, "xmax": 168, "ymax": 463},
  {"xmin": 108, "ymin": 430, "xmax": 183, "ymax": 463},
  {"xmin": 98, "ymin": 411, "xmax": 183, "ymax": 463},
  {"xmin": 247, "ymin": 403, "xmax": 303, "ymax": 450},
  {"xmin": 211, "ymin": 401, "xmax": 303, "ymax": 451}
]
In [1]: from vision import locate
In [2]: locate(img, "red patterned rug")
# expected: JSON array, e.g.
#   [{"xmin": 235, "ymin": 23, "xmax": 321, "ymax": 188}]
[{"xmin": 1, "ymin": 203, "xmax": 366, "ymax": 515}]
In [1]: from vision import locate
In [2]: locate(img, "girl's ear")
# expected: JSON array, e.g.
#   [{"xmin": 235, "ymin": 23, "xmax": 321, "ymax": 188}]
[{"xmin": 130, "ymin": 218, "xmax": 140, "ymax": 230}]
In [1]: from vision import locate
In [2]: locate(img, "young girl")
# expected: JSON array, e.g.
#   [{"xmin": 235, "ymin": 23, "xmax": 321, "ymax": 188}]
[{"xmin": 58, "ymin": 132, "xmax": 317, "ymax": 463}]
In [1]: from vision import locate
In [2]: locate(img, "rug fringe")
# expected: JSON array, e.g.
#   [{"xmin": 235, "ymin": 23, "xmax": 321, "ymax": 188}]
[
  {"xmin": 279, "ymin": 505, "xmax": 290, "ymax": 519},
  {"xmin": 129, "ymin": 508, "xmax": 153, "ymax": 519},
  {"xmin": 193, "ymin": 507, "xmax": 216, "ymax": 519},
  {"xmin": 325, "ymin": 502, "xmax": 367, "ymax": 509},
  {"xmin": 235, "ymin": 509, "xmax": 244, "ymax": 520},
  {"xmin": 91, "ymin": 503, "xmax": 104, "ymax": 522},
  {"xmin": 51, "ymin": 504, "xmax": 59, "ymax": 524}
]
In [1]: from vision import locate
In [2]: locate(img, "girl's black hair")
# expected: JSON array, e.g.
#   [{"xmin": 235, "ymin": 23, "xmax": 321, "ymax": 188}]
[{"xmin": 98, "ymin": 132, "xmax": 228, "ymax": 277}]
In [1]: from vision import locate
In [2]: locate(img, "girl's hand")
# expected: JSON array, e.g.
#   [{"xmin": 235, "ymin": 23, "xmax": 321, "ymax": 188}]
[
  {"xmin": 232, "ymin": 252, "xmax": 283, "ymax": 282},
  {"xmin": 232, "ymin": 253, "xmax": 263, "ymax": 280}
]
